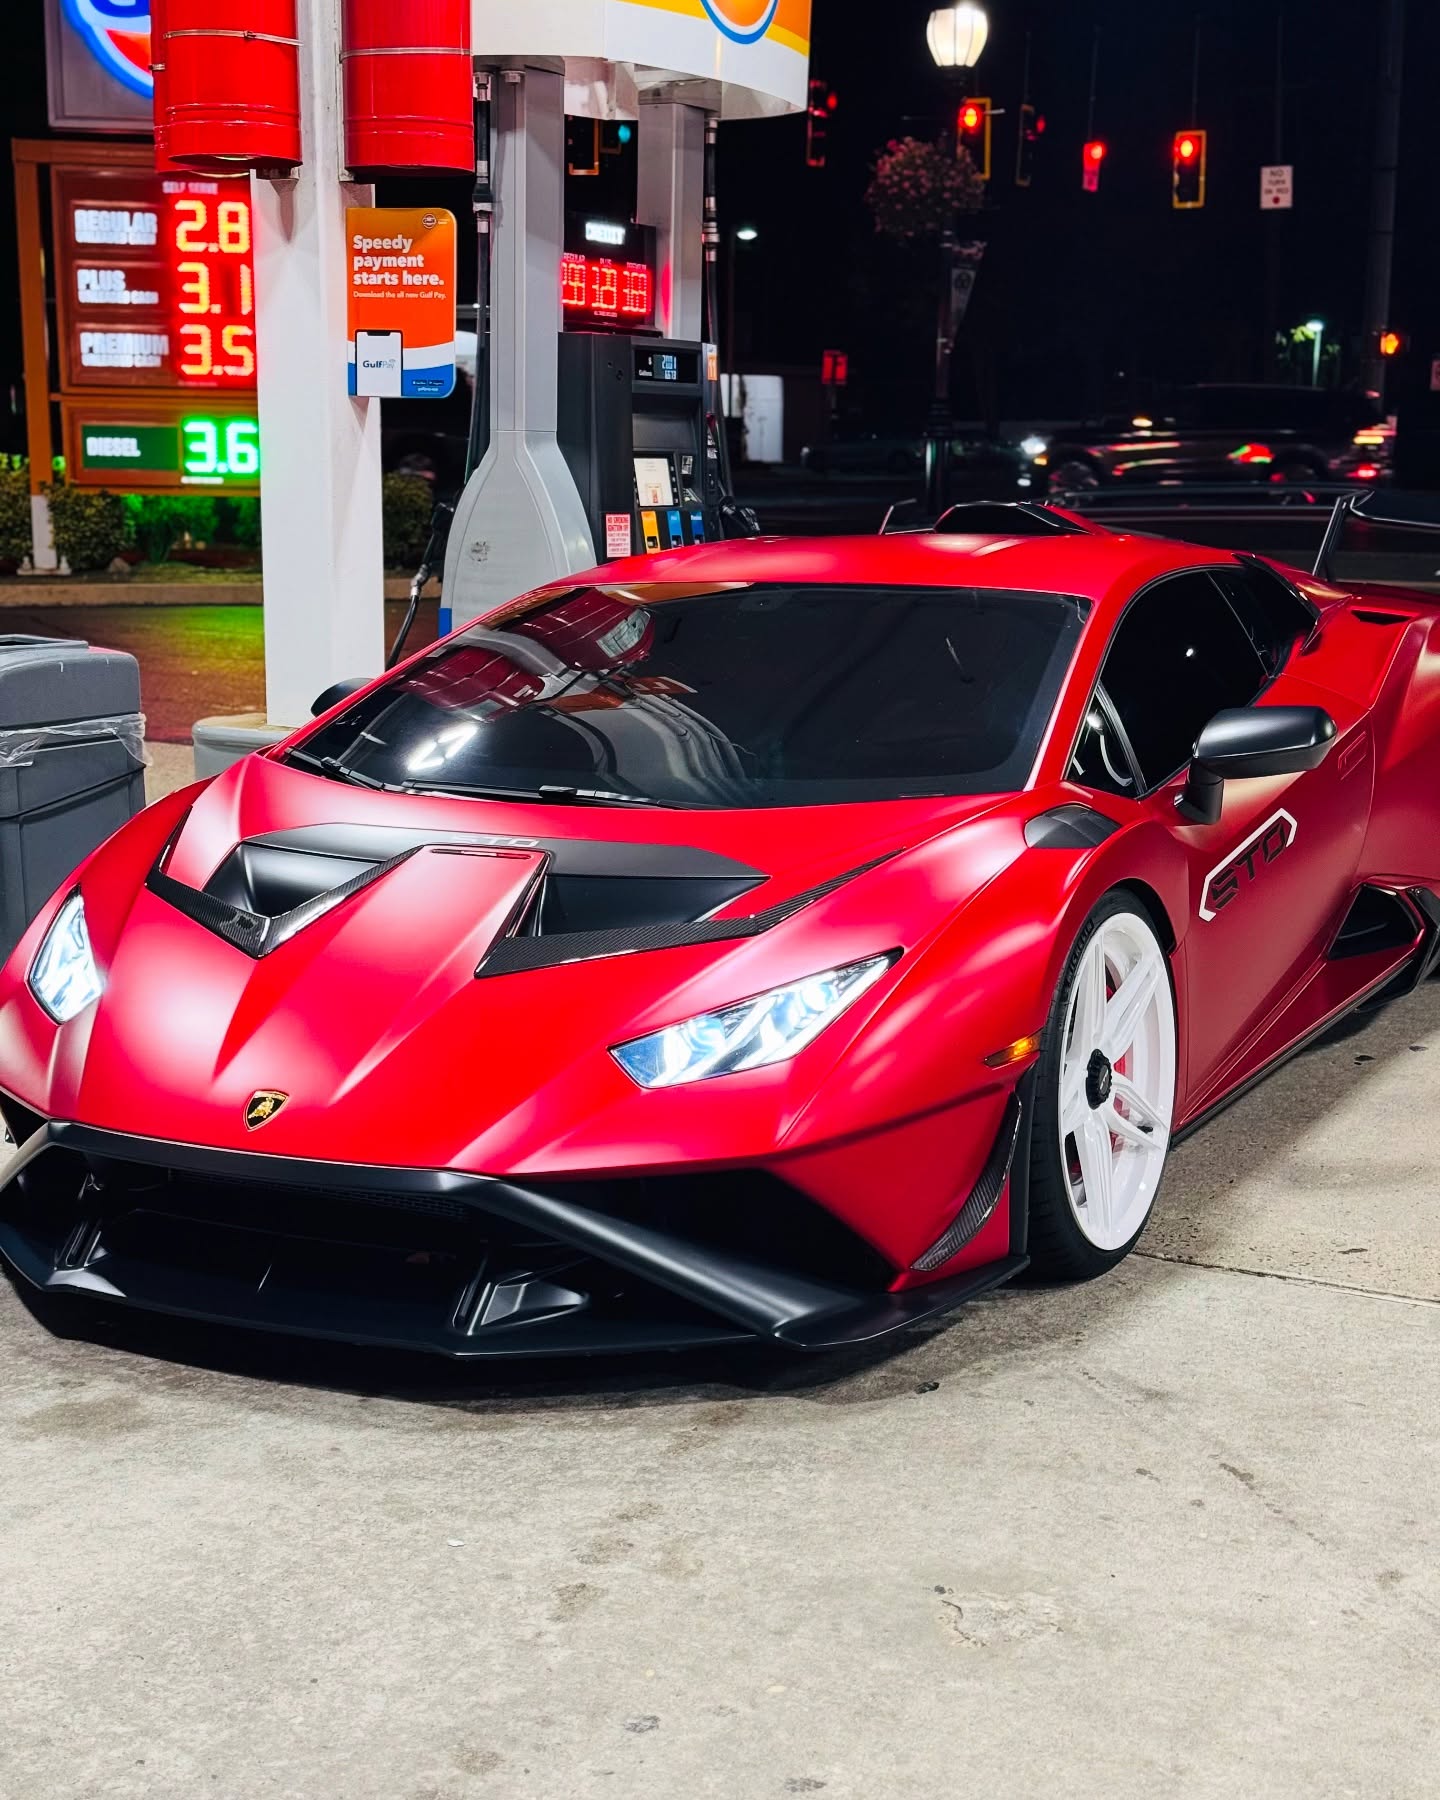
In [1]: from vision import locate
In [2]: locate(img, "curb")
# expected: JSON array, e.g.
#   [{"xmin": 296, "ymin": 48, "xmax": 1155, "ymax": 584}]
[{"xmin": 0, "ymin": 576, "xmax": 434, "ymax": 607}]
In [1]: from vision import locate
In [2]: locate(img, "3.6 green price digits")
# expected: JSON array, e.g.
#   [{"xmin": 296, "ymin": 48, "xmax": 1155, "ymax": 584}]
[{"xmin": 181, "ymin": 416, "xmax": 260, "ymax": 481}]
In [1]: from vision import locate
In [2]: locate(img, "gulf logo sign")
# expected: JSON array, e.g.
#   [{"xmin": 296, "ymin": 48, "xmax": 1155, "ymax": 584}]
[
  {"xmin": 63, "ymin": 0, "xmax": 153, "ymax": 98},
  {"xmin": 701, "ymin": 0, "xmax": 779, "ymax": 43}
]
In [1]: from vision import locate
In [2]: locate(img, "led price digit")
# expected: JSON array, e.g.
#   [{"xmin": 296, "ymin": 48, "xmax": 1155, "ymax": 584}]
[
  {"xmin": 176, "ymin": 259, "xmax": 212, "ymax": 314},
  {"xmin": 174, "ymin": 198, "xmax": 210, "ymax": 253},
  {"xmin": 225, "ymin": 419, "xmax": 260, "ymax": 476},
  {"xmin": 179, "ymin": 322, "xmax": 214, "ymax": 378},
  {"xmin": 217, "ymin": 200, "xmax": 250, "ymax": 255},
  {"xmin": 220, "ymin": 325, "xmax": 256, "ymax": 379},
  {"xmin": 588, "ymin": 258, "xmax": 619, "ymax": 314},
  {"xmin": 182, "ymin": 417, "xmax": 220, "ymax": 475}
]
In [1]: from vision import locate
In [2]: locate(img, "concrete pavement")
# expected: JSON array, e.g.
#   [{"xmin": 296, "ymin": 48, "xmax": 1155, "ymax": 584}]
[{"xmin": 2, "ymin": 794, "xmax": 1438, "ymax": 1796}]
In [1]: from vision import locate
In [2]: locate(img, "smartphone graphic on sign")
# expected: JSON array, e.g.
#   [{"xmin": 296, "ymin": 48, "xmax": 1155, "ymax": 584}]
[{"xmin": 355, "ymin": 329, "xmax": 403, "ymax": 397}]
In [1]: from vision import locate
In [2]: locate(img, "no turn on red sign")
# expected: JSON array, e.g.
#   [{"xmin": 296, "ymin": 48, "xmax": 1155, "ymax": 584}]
[{"xmin": 1260, "ymin": 165, "xmax": 1294, "ymax": 210}]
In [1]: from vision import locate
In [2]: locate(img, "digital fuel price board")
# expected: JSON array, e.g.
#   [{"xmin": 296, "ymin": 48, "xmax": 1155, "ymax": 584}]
[
  {"xmin": 53, "ymin": 165, "xmax": 257, "ymax": 392},
  {"xmin": 50, "ymin": 161, "xmax": 260, "ymax": 491},
  {"xmin": 63, "ymin": 401, "xmax": 261, "ymax": 494}
]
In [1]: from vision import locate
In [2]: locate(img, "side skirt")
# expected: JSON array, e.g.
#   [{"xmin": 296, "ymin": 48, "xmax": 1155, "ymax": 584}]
[{"xmin": 1175, "ymin": 954, "xmax": 1424, "ymax": 1146}]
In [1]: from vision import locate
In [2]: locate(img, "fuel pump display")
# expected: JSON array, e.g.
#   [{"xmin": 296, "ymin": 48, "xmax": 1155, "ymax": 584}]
[{"xmin": 558, "ymin": 332, "xmax": 724, "ymax": 561}]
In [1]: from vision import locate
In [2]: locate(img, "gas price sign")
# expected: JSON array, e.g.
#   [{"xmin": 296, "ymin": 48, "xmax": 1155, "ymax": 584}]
[
  {"xmin": 53, "ymin": 166, "xmax": 257, "ymax": 390},
  {"xmin": 561, "ymin": 217, "xmax": 656, "ymax": 331},
  {"xmin": 64, "ymin": 402, "xmax": 262, "ymax": 493},
  {"xmin": 50, "ymin": 161, "xmax": 261, "ymax": 491}
]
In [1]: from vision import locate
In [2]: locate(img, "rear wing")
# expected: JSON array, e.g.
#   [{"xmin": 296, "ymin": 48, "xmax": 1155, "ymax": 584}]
[{"xmin": 1314, "ymin": 489, "xmax": 1440, "ymax": 585}]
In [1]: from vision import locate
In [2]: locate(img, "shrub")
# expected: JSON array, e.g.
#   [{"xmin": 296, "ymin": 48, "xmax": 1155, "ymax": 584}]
[
  {"xmin": 383, "ymin": 471, "xmax": 434, "ymax": 568},
  {"xmin": 865, "ymin": 136, "xmax": 985, "ymax": 240},
  {"xmin": 0, "ymin": 461, "xmax": 30, "ymax": 566},
  {"xmin": 47, "ymin": 483, "xmax": 128, "ymax": 572},
  {"xmin": 123, "ymin": 493, "xmax": 219, "ymax": 563},
  {"xmin": 215, "ymin": 496, "xmax": 261, "ymax": 549}
]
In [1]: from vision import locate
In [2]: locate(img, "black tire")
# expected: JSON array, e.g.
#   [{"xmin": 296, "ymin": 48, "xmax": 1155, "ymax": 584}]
[
  {"xmin": 1046, "ymin": 456, "xmax": 1103, "ymax": 494},
  {"xmin": 1025, "ymin": 891, "xmax": 1176, "ymax": 1283},
  {"xmin": 1268, "ymin": 458, "xmax": 1325, "ymax": 485}
]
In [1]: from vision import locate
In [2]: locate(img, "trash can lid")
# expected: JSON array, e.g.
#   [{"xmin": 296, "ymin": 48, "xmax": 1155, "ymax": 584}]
[{"xmin": 0, "ymin": 635, "xmax": 140, "ymax": 730}]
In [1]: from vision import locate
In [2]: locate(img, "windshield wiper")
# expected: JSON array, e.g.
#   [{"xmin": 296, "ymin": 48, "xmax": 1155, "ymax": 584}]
[
  {"xmin": 285, "ymin": 749, "xmax": 401, "ymax": 791},
  {"xmin": 405, "ymin": 780, "xmax": 669, "ymax": 807}
]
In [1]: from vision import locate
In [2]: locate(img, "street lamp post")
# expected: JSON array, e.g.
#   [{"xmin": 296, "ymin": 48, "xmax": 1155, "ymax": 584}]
[
  {"xmin": 1306, "ymin": 318, "xmax": 1325, "ymax": 388},
  {"xmin": 924, "ymin": 3, "xmax": 989, "ymax": 517},
  {"xmin": 725, "ymin": 225, "xmax": 759, "ymax": 429}
]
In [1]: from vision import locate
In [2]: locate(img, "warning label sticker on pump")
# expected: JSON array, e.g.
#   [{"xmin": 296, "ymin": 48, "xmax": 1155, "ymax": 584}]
[
  {"xmin": 605, "ymin": 512, "xmax": 634, "ymax": 557},
  {"xmin": 346, "ymin": 207, "xmax": 457, "ymax": 399}
]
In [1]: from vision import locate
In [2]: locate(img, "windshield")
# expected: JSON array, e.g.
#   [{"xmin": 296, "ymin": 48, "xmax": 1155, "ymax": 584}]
[{"xmin": 288, "ymin": 582, "xmax": 1085, "ymax": 808}]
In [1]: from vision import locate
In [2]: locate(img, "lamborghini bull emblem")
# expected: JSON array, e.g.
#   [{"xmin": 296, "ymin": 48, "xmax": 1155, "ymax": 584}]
[{"xmin": 244, "ymin": 1090, "xmax": 289, "ymax": 1130}]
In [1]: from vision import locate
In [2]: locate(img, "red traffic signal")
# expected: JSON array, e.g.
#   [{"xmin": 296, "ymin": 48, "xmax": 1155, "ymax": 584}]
[
  {"xmin": 957, "ymin": 96, "xmax": 991, "ymax": 180},
  {"xmin": 1082, "ymin": 139, "xmax": 1107, "ymax": 191},
  {"xmin": 1173, "ymin": 128, "xmax": 1207, "ymax": 209},
  {"xmin": 805, "ymin": 76, "xmax": 828, "ymax": 168},
  {"xmin": 1016, "ymin": 100, "xmax": 1040, "ymax": 188}
]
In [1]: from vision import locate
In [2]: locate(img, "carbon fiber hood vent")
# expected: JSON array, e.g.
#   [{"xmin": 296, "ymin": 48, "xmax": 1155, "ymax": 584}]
[{"xmin": 143, "ymin": 816, "xmax": 885, "ymax": 968}]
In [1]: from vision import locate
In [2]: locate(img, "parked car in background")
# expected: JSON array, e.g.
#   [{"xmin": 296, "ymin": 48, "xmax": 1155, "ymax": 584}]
[
  {"xmin": 801, "ymin": 428, "xmax": 924, "ymax": 476},
  {"xmin": 1036, "ymin": 385, "xmax": 1393, "ymax": 492}
]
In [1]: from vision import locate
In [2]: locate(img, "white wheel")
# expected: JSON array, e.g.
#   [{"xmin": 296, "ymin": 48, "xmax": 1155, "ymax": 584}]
[{"xmin": 1056, "ymin": 911, "xmax": 1176, "ymax": 1251}]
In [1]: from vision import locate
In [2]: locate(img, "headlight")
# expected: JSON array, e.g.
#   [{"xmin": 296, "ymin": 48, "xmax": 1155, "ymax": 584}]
[
  {"xmin": 29, "ymin": 892, "xmax": 102, "ymax": 1023},
  {"xmin": 611, "ymin": 953, "xmax": 897, "ymax": 1089},
  {"xmin": 1020, "ymin": 434, "xmax": 1049, "ymax": 460}
]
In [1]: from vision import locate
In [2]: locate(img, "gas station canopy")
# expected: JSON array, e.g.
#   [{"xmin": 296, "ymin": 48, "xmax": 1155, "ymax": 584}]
[{"xmin": 474, "ymin": 0, "xmax": 812, "ymax": 118}]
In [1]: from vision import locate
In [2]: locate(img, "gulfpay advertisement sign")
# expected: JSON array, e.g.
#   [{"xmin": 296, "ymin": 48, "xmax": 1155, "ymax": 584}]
[{"xmin": 346, "ymin": 207, "xmax": 458, "ymax": 400}]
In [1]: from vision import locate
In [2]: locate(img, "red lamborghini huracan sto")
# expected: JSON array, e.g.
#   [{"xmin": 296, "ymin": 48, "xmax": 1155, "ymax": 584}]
[{"xmin": 1, "ymin": 505, "xmax": 1437, "ymax": 1356}]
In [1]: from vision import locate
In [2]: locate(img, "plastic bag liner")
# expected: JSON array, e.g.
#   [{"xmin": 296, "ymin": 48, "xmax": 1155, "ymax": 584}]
[{"xmin": 0, "ymin": 712, "xmax": 148, "ymax": 769}]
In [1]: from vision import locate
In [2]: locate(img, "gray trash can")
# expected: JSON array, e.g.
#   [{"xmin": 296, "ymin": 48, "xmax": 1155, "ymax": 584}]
[{"xmin": 0, "ymin": 635, "xmax": 147, "ymax": 962}]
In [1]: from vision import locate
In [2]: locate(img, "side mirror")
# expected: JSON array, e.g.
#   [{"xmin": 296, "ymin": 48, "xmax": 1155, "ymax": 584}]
[
  {"xmin": 310, "ymin": 677, "xmax": 368, "ymax": 718},
  {"xmin": 1177, "ymin": 704, "xmax": 1337, "ymax": 825}
]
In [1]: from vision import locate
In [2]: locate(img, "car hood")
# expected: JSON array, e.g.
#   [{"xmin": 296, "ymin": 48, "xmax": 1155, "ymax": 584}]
[{"xmin": 3, "ymin": 754, "xmax": 1026, "ymax": 1174}]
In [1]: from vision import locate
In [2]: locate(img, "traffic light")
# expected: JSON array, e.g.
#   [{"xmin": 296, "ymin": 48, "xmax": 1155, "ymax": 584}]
[
  {"xmin": 1379, "ymin": 328, "xmax": 1404, "ymax": 358},
  {"xmin": 1082, "ymin": 139, "xmax": 1107, "ymax": 193},
  {"xmin": 957, "ymin": 96, "xmax": 991, "ymax": 180},
  {"xmin": 806, "ymin": 77, "xmax": 831, "ymax": 168},
  {"xmin": 565, "ymin": 119, "xmax": 600, "ymax": 176},
  {"xmin": 1015, "ymin": 102, "xmax": 1043, "ymax": 188},
  {"xmin": 1172, "ymin": 129, "xmax": 1207, "ymax": 209}
]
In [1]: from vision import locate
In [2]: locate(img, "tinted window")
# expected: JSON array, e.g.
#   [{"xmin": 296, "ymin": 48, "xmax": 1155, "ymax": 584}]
[
  {"xmin": 1099, "ymin": 573, "xmax": 1267, "ymax": 788},
  {"xmin": 292, "ymin": 582, "xmax": 1086, "ymax": 808},
  {"xmin": 1213, "ymin": 564, "xmax": 1314, "ymax": 676}
]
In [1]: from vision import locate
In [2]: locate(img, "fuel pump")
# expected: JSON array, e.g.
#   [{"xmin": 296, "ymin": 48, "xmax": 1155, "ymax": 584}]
[{"xmin": 553, "ymin": 215, "xmax": 724, "ymax": 558}]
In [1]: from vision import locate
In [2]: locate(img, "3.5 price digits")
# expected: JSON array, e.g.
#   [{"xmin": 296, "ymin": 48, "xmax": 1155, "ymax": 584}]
[
  {"xmin": 178, "ymin": 322, "xmax": 256, "ymax": 380},
  {"xmin": 182, "ymin": 417, "xmax": 260, "ymax": 479}
]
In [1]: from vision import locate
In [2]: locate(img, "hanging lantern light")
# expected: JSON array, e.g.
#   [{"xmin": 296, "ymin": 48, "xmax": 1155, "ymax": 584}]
[{"xmin": 926, "ymin": 3, "xmax": 990, "ymax": 70}]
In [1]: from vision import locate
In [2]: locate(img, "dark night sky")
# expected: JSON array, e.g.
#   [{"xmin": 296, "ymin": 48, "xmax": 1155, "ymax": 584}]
[
  {"xmin": 720, "ymin": 0, "xmax": 1440, "ymax": 425},
  {"xmin": 5, "ymin": 0, "xmax": 1438, "ymax": 450}
]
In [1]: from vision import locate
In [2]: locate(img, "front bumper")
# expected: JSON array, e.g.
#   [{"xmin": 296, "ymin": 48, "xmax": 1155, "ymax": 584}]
[{"xmin": 0, "ymin": 1119, "xmax": 1025, "ymax": 1358}]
